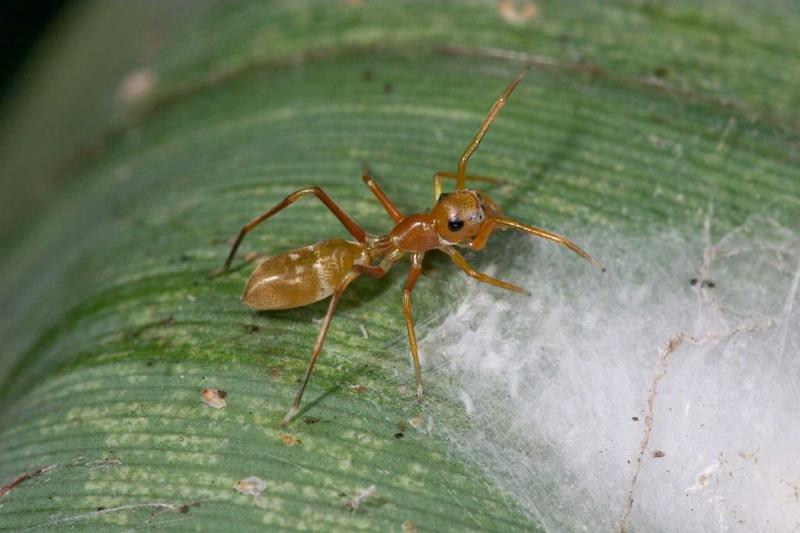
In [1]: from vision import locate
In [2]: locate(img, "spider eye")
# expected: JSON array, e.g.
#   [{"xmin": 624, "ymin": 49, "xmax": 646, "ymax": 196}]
[{"xmin": 448, "ymin": 219, "xmax": 464, "ymax": 232}]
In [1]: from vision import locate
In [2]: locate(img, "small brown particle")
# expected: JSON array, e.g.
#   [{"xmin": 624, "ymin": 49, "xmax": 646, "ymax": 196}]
[
  {"xmin": 394, "ymin": 432, "xmax": 404, "ymax": 439},
  {"xmin": 653, "ymin": 450, "xmax": 666, "ymax": 458},
  {"xmin": 349, "ymin": 384, "xmax": 366, "ymax": 393},
  {"xmin": 632, "ymin": 416, "xmax": 639, "ymax": 421},
  {"xmin": 281, "ymin": 434, "xmax": 302, "ymax": 446},
  {"xmin": 201, "ymin": 388, "xmax": 227, "ymax": 409},
  {"xmin": 303, "ymin": 417, "xmax": 319, "ymax": 425},
  {"xmin": 498, "ymin": 0, "xmax": 539, "ymax": 25},
  {"xmin": 0, "ymin": 464, "xmax": 58, "ymax": 498},
  {"xmin": 178, "ymin": 504, "xmax": 190, "ymax": 513},
  {"xmin": 383, "ymin": 82, "xmax": 393, "ymax": 94}
]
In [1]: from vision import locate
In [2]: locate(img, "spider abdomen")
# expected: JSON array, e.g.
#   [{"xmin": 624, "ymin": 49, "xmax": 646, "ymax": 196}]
[{"xmin": 242, "ymin": 239, "xmax": 369, "ymax": 310}]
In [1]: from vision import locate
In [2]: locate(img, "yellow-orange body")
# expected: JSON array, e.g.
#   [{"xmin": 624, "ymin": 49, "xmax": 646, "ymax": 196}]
[
  {"xmin": 215, "ymin": 66, "xmax": 603, "ymax": 426},
  {"xmin": 243, "ymin": 239, "xmax": 370, "ymax": 310}
]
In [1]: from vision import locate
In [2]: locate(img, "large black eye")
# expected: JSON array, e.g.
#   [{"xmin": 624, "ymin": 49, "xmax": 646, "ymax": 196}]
[{"xmin": 448, "ymin": 219, "xmax": 464, "ymax": 232}]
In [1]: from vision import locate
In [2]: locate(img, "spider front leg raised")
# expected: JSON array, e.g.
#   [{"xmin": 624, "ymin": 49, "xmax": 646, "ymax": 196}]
[
  {"xmin": 456, "ymin": 65, "xmax": 529, "ymax": 189},
  {"xmin": 433, "ymin": 171, "xmax": 507, "ymax": 201}
]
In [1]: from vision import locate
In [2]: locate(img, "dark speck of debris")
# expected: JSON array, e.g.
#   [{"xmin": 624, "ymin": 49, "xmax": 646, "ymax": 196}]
[
  {"xmin": 179, "ymin": 253, "xmax": 191, "ymax": 262},
  {"xmin": 690, "ymin": 278, "xmax": 698, "ymax": 286},
  {"xmin": 690, "ymin": 278, "xmax": 716, "ymax": 288},
  {"xmin": 304, "ymin": 417, "xmax": 319, "ymax": 425},
  {"xmin": 632, "ymin": 416, "xmax": 639, "ymax": 421},
  {"xmin": 653, "ymin": 450, "xmax": 666, "ymax": 458},
  {"xmin": 246, "ymin": 324, "xmax": 260, "ymax": 334},
  {"xmin": 178, "ymin": 504, "xmax": 190, "ymax": 513},
  {"xmin": 394, "ymin": 432, "xmax": 404, "ymax": 439},
  {"xmin": 97, "ymin": 506, "xmax": 105, "ymax": 512},
  {"xmin": 653, "ymin": 66, "xmax": 670, "ymax": 78},
  {"xmin": 217, "ymin": 390, "xmax": 228, "ymax": 399},
  {"xmin": 362, "ymin": 69, "xmax": 374, "ymax": 81},
  {"xmin": 384, "ymin": 82, "xmax": 393, "ymax": 94},
  {"xmin": 703, "ymin": 280, "xmax": 715, "ymax": 288},
  {"xmin": 162, "ymin": 316, "xmax": 175, "ymax": 326},
  {"xmin": 146, "ymin": 361, "xmax": 154, "ymax": 367}
]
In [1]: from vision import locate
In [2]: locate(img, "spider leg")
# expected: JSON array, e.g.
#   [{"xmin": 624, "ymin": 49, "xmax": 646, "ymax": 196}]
[
  {"xmin": 469, "ymin": 217, "xmax": 604, "ymax": 271},
  {"xmin": 493, "ymin": 217, "xmax": 605, "ymax": 271},
  {"xmin": 280, "ymin": 270, "xmax": 360, "ymax": 426},
  {"xmin": 432, "ymin": 171, "xmax": 508, "ymax": 201},
  {"xmin": 403, "ymin": 253, "xmax": 425, "ymax": 402},
  {"xmin": 456, "ymin": 66, "xmax": 529, "ymax": 189},
  {"xmin": 214, "ymin": 186, "xmax": 367, "ymax": 276},
  {"xmin": 441, "ymin": 247, "xmax": 528, "ymax": 295},
  {"xmin": 362, "ymin": 166, "xmax": 404, "ymax": 222}
]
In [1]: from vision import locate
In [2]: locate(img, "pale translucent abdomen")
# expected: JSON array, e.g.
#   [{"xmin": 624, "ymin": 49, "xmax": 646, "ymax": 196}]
[{"xmin": 242, "ymin": 239, "xmax": 369, "ymax": 310}]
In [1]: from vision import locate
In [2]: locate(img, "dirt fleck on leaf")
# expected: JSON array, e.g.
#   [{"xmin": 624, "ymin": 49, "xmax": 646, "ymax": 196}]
[
  {"xmin": 281, "ymin": 434, "xmax": 302, "ymax": 446},
  {"xmin": 201, "ymin": 388, "xmax": 227, "ymax": 409},
  {"xmin": 117, "ymin": 67, "xmax": 156, "ymax": 103},
  {"xmin": 234, "ymin": 476, "xmax": 267, "ymax": 497},
  {"xmin": 345, "ymin": 484, "xmax": 376, "ymax": 511},
  {"xmin": 0, "ymin": 464, "xmax": 57, "ymax": 498},
  {"xmin": 498, "ymin": 1, "xmax": 539, "ymax": 25}
]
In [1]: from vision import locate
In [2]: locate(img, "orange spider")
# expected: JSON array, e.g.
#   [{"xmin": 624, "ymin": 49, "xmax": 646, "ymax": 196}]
[{"xmin": 216, "ymin": 66, "xmax": 603, "ymax": 425}]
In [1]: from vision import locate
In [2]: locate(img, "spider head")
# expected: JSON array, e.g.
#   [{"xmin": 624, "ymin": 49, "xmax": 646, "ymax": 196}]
[{"xmin": 431, "ymin": 189, "xmax": 502, "ymax": 244}]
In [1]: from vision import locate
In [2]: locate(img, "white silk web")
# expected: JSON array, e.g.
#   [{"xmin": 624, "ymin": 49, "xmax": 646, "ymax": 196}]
[{"xmin": 422, "ymin": 214, "xmax": 800, "ymax": 532}]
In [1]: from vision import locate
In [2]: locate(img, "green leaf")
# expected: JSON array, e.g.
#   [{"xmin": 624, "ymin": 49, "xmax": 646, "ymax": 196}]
[{"xmin": 1, "ymin": 1, "xmax": 799, "ymax": 530}]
